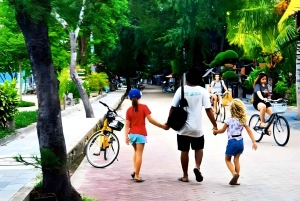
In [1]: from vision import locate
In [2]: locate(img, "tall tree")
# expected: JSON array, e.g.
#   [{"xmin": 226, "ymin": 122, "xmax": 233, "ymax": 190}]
[
  {"xmin": 53, "ymin": 0, "xmax": 94, "ymax": 118},
  {"xmin": 8, "ymin": 0, "xmax": 82, "ymax": 200},
  {"xmin": 278, "ymin": 0, "xmax": 300, "ymax": 119}
]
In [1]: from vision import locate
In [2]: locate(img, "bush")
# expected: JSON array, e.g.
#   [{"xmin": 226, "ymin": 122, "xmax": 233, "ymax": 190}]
[
  {"xmin": 85, "ymin": 72, "xmax": 109, "ymax": 92},
  {"xmin": 289, "ymin": 84, "xmax": 296, "ymax": 103},
  {"xmin": 274, "ymin": 81, "xmax": 288, "ymax": 97},
  {"xmin": 18, "ymin": 100, "xmax": 35, "ymax": 107},
  {"xmin": 0, "ymin": 79, "xmax": 19, "ymax": 127},
  {"xmin": 58, "ymin": 68, "xmax": 70, "ymax": 102},
  {"xmin": 66, "ymin": 80, "xmax": 80, "ymax": 99}
]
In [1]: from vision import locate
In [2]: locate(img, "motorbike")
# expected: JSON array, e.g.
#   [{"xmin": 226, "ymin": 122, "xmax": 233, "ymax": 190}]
[
  {"xmin": 163, "ymin": 82, "xmax": 175, "ymax": 93},
  {"xmin": 137, "ymin": 84, "xmax": 145, "ymax": 91}
]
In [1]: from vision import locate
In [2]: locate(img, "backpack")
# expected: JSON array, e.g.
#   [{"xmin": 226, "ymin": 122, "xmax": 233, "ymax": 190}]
[{"xmin": 212, "ymin": 80, "xmax": 225, "ymax": 93}]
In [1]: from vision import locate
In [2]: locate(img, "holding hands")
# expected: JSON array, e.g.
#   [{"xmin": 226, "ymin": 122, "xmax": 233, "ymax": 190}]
[{"xmin": 160, "ymin": 123, "xmax": 170, "ymax": 130}]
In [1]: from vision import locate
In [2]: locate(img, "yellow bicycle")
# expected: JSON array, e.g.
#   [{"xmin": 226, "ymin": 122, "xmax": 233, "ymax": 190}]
[{"xmin": 85, "ymin": 101, "xmax": 124, "ymax": 168}]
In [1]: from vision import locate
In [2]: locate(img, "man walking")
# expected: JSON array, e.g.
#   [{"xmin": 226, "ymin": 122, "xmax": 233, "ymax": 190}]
[{"xmin": 167, "ymin": 68, "xmax": 217, "ymax": 182}]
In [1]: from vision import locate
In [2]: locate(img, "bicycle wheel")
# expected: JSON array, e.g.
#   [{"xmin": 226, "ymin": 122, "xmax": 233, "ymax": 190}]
[
  {"xmin": 273, "ymin": 116, "xmax": 290, "ymax": 146},
  {"xmin": 86, "ymin": 131, "xmax": 120, "ymax": 168},
  {"xmin": 249, "ymin": 114, "xmax": 263, "ymax": 142}
]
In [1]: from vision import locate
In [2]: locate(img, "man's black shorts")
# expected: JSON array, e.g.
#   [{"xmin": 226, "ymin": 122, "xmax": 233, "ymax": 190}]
[{"xmin": 177, "ymin": 135, "xmax": 204, "ymax": 151}]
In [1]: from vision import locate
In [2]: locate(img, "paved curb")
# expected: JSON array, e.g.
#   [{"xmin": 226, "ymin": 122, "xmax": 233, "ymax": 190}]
[
  {"xmin": 0, "ymin": 94, "xmax": 107, "ymax": 147},
  {"xmin": 9, "ymin": 92, "xmax": 127, "ymax": 201}
]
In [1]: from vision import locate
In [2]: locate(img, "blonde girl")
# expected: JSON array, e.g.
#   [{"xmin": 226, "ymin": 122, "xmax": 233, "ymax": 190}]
[
  {"xmin": 124, "ymin": 89, "xmax": 166, "ymax": 182},
  {"xmin": 213, "ymin": 99, "xmax": 257, "ymax": 185}
]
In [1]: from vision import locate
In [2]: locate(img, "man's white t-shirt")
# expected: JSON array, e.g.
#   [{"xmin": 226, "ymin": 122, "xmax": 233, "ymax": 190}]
[{"xmin": 171, "ymin": 85, "xmax": 211, "ymax": 137}]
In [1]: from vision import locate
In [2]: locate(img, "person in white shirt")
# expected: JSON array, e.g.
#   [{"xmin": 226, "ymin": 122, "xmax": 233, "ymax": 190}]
[
  {"xmin": 166, "ymin": 68, "xmax": 217, "ymax": 182},
  {"xmin": 208, "ymin": 74, "xmax": 229, "ymax": 112}
]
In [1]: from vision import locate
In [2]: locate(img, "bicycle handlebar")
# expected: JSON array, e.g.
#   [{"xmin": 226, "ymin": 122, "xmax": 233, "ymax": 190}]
[
  {"xmin": 266, "ymin": 98, "xmax": 288, "ymax": 103},
  {"xmin": 99, "ymin": 101, "xmax": 124, "ymax": 119},
  {"xmin": 99, "ymin": 101, "xmax": 116, "ymax": 113}
]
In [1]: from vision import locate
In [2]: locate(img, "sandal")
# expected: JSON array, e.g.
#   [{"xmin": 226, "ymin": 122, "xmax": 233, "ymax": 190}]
[
  {"xmin": 178, "ymin": 177, "xmax": 189, "ymax": 182},
  {"xmin": 131, "ymin": 172, "xmax": 135, "ymax": 179},
  {"xmin": 259, "ymin": 123, "xmax": 268, "ymax": 128},
  {"xmin": 133, "ymin": 178, "xmax": 145, "ymax": 182},
  {"xmin": 229, "ymin": 174, "xmax": 240, "ymax": 185},
  {"xmin": 193, "ymin": 168, "xmax": 203, "ymax": 182}
]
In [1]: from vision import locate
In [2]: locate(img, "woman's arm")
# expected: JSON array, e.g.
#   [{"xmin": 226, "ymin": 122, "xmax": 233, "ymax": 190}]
[
  {"xmin": 222, "ymin": 81, "xmax": 229, "ymax": 91},
  {"xmin": 213, "ymin": 124, "xmax": 228, "ymax": 135},
  {"xmin": 256, "ymin": 91, "xmax": 267, "ymax": 102}
]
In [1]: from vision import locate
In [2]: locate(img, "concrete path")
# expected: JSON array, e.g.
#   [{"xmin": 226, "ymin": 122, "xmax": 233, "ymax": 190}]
[
  {"xmin": 72, "ymin": 85, "xmax": 300, "ymax": 201},
  {"xmin": 0, "ymin": 89, "xmax": 126, "ymax": 201}
]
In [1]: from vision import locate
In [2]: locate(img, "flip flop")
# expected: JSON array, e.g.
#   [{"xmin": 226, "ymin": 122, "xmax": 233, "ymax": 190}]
[
  {"xmin": 133, "ymin": 178, "xmax": 145, "ymax": 182},
  {"xmin": 178, "ymin": 177, "xmax": 189, "ymax": 182},
  {"xmin": 229, "ymin": 174, "xmax": 240, "ymax": 185},
  {"xmin": 131, "ymin": 172, "xmax": 135, "ymax": 179},
  {"xmin": 259, "ymin": 123, "xmax": 268, "ymax": 128},
  {"xmin": 193, "ymin": 168, "xmax": 203, "ymax": 182}
]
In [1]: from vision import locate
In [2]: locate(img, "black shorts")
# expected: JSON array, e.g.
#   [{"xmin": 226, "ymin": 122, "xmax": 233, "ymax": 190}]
[
  {"xmin": 177, "ymin": 135, "xmax": 204, "ymax": 151},
  {"xmin": 253, "ymin": 100, "xmax": 271, "ymax": 110}
]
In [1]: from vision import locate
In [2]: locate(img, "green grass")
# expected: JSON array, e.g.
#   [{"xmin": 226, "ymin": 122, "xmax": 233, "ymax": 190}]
[
  {"xmin": 15, "ymin": 110, "xmax": 38, "ymax": 129},
  {"xmin": 82, "ymin": 195, "xmax": 97, "ymax": 201},
  {"xmin": 0, "ymin": 110, "xmax": 38, "ymax": 140},
  {"xmin": 0, "ymin": 129, "xmax": 15, "ymax": 139},
  {"xmin": 291, "ymin": 102, "xmax": 297, "ymax": 107},
  {"xmin": 18, "ymin": 100, "xmax": 36, "ymax": 107}
]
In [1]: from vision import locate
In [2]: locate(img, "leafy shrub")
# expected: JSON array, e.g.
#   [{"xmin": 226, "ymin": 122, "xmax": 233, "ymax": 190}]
[
  {"xmin": 243, "ymin": 66, "xmax": 268, "ymax": 89},
  {"xmin": 289, "ymin": 84, "xmax": 296, "ymax": 103},
  {"xmin": 82, "ymin": 81, "xmax": 91, "ymax": 96},
  {"xmin": 274, "ymin": 81, "xmax": 288, "ymax": 97},
  {"xmin": 66, "ymin": 80, "xmax": 80, "ymax": 99},
  {"xmin": 85, "ymin": 72, "xmax": 109, "ymax": 92},
  {"xmin": 18, "ymin": 100, "xmax": 35, "ymax": 107},
  {"xmin": 0, "ymin": 79, "xmax": 19, "ymax": 127},
  {"xmin": 58, "ymin": 68, "xmax": 70, "ymax": 102},
  {"xmin": 14, "ymin": 110, "xmax": 38, "ymax": 129}
]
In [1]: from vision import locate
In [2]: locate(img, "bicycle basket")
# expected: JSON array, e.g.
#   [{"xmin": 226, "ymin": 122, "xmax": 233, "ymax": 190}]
[
  {"xmin": 222, "ymin": 99, "xmax": 229, "ymax": 106},
  {"xmin": 108, "ymin": 120, "xmax": 124, "ymax": 131},
  {"xmin": 271, "ymin": 103, "xmax": 287, "ymax": 113}
]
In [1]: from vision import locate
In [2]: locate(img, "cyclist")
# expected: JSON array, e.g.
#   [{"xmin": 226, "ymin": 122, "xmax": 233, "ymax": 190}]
[
  {"xmin": 252, "ymin": 72, "xmax": 272, "ymax": 135},
  {"xmin": 208, "ymin": 74, "xmax": 229, "ymax": 112}
]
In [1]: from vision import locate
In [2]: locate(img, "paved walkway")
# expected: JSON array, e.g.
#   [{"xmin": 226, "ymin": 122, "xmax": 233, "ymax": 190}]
[
  {"xmin": 0, "ymin": 89, "xmax": 126, "ymax": 201},
  {"xmin": 72, "ymin": 85, "xmax": 300, "ymax": 201}
]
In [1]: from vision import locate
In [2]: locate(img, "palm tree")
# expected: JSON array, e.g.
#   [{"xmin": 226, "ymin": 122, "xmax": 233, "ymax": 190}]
[{"xmin": 277, "ymin": 0, "xmax": 300, "ymax": 119}]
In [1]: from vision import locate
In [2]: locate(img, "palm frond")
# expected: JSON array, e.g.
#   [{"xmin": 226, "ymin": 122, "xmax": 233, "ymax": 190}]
[
  {"xmin": 278, "ymin": 0, "xmax": 300, "ymax": 30},
  {"xmin": 276, "ymin": 18, "xmax": 299, "ymax": 47}
]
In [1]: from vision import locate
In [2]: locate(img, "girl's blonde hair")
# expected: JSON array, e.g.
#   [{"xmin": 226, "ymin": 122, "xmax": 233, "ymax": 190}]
[{"xmin": 230, "ymin": 99, "xmax": 247, "ymax": 125}]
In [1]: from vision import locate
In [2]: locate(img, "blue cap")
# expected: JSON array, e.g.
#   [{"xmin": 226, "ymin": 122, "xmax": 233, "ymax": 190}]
[{"xmin": 129, "ymin": 89, "xmax": 142, "ymax": 100}]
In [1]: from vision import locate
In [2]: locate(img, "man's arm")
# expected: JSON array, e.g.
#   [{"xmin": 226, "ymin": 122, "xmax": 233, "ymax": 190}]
[{"xmin": 205, "ymin": 108, "xmax": 217, "ymax": 129}]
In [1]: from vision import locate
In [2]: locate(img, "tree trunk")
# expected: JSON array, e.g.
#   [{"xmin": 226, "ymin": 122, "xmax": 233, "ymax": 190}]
[
  {"xmin": 296, "ymin": 39, "xmax": 300, "ymax": 119},
  {"xmin": 296, "ymin": 12, "xmax": 300, "ymax": 120},
  {"xmin": 78, "ymin": 32, "xmax": 88, "ymax": 66},
  {"xmin": 18, "ymin": 60, "xmax": 22, "ymax": 100},
  {"xmin": 15, "ymin": 11, "xmax": 82, "ymax": 201},
  {"xmin": 69, "ymin": 33, "xmax": 94, "ymax": 118}
]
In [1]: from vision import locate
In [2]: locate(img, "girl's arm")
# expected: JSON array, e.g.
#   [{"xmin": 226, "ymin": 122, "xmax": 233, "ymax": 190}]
[
  {"xmin": 146, "ymin": 114, "xmax": 163, "ymax": 128},
  {"xmin": 244, "ymin": 125, "xmax": 258, "ymax": 150},
  {"xmin": 124, "ymin": 120, "xmax": 130, "ymax": 145},
  {"xmin": 213, "ymin": 124, "xmax": 228, "ymax": 135}
]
